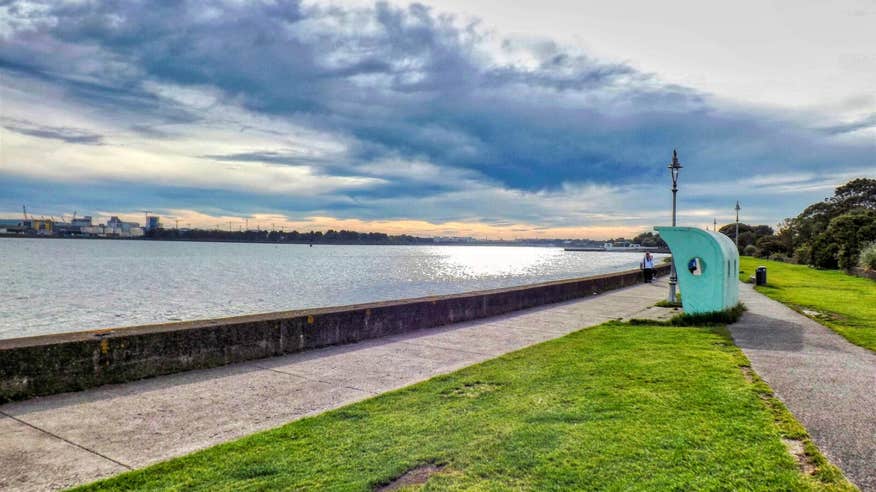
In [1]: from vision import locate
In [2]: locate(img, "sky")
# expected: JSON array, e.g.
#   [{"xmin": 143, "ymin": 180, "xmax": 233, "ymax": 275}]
[{"xmin": 0, "ymin": 0, "xmax": 873, "ymax": 239}]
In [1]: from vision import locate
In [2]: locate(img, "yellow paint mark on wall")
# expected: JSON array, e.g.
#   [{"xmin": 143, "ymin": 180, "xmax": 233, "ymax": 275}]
[
  {"xmin": 307, "ymin": 315, "xmax": 315, "ymax": 325},
  {"xmin": 100, "ymin": 339, "xmax": 109, "ymax": 355}
]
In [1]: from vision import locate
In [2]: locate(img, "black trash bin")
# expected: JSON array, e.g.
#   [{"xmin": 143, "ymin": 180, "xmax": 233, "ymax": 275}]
[{"xmin": 755, "ymin": 266, "xmax": 767, "ymax": 286}]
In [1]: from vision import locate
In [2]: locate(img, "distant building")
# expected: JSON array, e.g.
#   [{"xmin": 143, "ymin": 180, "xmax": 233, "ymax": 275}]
[
  {"xmin": 71, "ymin": 216, "xmax": 93, "ymax": 227},
  {"xmin": 0, "ymin": 214, "xmax": 150, "ymax": 237},
  {"xmin": 105, "ymin": 216, "xmax": 143, "ymax": 237},
  {"xmin": 83, "ymin": 223, "xmax": 144, "ymax": 238},
  {"xmin": 433, "ymin": 236, "xmax": 476, "ymax": 243},
  {"xmin": 29, "ymin": 219, "xmax": 53, "ymax": 235},
  {"xmin": 145, "ymin": 216, "xmax": 160, "ymax": 231},
  {"xmin": 0, "ymin": 219, "xmax": 26, "ymax": 234},
  {"xmin": 51, "ymin": 216, "xmax": 94, "ymax": 235},
  {"xmin": 52, "ymin": 222, "xmax": 75, "ymax": 234},
  {"xmin": 604, "ymin": 242, "xmax": 641, "ymax": 249},
  {"xmin": 107, "ymin": 216, "xmax": 123, "ymax": 228}
]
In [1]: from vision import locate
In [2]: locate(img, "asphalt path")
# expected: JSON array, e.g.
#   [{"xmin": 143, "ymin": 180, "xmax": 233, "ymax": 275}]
[{"xmin": 730, "ymin": 283, "xmax": 876, "ymax": 491}]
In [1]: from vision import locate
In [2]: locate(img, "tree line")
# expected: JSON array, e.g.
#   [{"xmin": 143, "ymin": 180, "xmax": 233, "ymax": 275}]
[
  {"xmin": 601, "ymin": 232, "xmax": 668, "ymax": 248},
  {"xmin": 719, "ymin": 178, "xmax": 876, "ymax": 270},
  {"xmin": 146, "ymin": 228, "xmax": 435, "ymax": 245}
]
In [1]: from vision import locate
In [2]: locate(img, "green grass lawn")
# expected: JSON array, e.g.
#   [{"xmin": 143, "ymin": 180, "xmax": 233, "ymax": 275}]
[
  {"xmin": 76, "ymin": 323, "xmax": 851, "ymax": 491},
  {"xmin": 740, "ymin": 257, "xmax": 876, "ymax": 352}
]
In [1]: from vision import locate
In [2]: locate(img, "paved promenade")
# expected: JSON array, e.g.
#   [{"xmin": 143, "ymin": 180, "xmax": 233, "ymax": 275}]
[
  {"xmin": 730, "ymin": 284, "xmax": 876, "ymax": 491},
  {"xmin": 0, "ymin": 281, "xmax": 668, "ymax": 491}
]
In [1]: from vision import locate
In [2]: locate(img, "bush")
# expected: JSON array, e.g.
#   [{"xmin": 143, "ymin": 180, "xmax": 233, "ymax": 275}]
[
  {"xmin": 793, "ymin": 244, "xmax": 812, "ymax": 265},
  {"xmin": 755, "ymin": 235, "xmax": 788, "ymax": 258},
  {"xmin": 743, "ymin": 244, "xmax": 757, "ymax": 257},
  {"xmin": 768, "ymin": 253, "xmax": 788, "ymax": 262},
  {"xmin": 811, "ymin": 237, "xmax": 840, "ymax": 269},
  {"xmin": 859, "ymin": 242, "xmax": 876, "ymax": 270}
]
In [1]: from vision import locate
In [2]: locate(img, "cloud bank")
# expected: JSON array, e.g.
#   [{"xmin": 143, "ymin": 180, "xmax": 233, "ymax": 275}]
[{"xmin": 0, "ymin": 0, "xmax": 873, "ymax": 237}]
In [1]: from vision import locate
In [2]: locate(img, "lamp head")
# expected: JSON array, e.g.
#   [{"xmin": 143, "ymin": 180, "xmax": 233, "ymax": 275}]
[
  {"xmin": 735, "ymin": 200, "xmax": 741, "ymax": 211},
  {"xmin": 668, "ymin": 149, "xmax": 682, "ymax": 183}
]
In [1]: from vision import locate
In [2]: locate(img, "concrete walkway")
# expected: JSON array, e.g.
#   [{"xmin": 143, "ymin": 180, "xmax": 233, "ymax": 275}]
[
  {"xmin": 0, "ymin": 281, "xmax": 668, "ymax": 491},
  {"xmin": 730, "ymin": 284, "xmax": 876, "ymax": 491}
]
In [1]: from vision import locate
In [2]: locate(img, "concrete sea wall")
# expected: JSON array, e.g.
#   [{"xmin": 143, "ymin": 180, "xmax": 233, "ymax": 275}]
[{"xmin": 0, "ymin": 264, "xmax": 669, "ymax": 402}]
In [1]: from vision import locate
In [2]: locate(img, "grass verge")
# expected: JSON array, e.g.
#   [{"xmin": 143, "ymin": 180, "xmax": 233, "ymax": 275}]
[
  {"xmin": 740, "ymin": 257, "xmax": 876, "ymax": 352},
  {"xmin": 631, "ymin": 303, "xmax": 746, "ymax": 326},
  {"xmin": 654, "ymin": 299, "xmax": 682, "ymax": 308},
  {"xmin": 75, "ymin": 322, "xmax": 853, "ymax": 491}
]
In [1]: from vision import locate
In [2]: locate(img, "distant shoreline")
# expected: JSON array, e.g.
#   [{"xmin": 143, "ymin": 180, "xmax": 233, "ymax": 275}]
[
  {"xmin": 0, "ymin": 234, "xmax": 583, "ymax": 248},
  {"xmin": 564, "ymin": 247, "xmax": 669, "ymax": 253}
]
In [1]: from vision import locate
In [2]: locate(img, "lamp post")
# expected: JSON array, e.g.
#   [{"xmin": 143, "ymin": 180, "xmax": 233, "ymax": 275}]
[
  {"xmin": 667, "ymin": 149, "xmax": 682, "ymax": 303},
  {"xmin": 735, "ymin": 201, "xmax": 741, "ymax": 251}
]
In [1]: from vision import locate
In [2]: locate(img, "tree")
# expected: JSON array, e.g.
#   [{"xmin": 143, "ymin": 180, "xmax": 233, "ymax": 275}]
[
  {"xmin": 811, "ymin": 235, "xmax": 840, "ymax": 269},
  {"xmin": 786, "ymin": 201, "xmax": 833, "ymax": 250},
  {"xmin": 774, "ymin": 219, "xmax": 795, "ymax": 255},
  {"xmin": 632, "ymin": 231, "xmax": 667, "ymax": 248},
  {"xmin": 779, "ymin": 178, "xmax": 876, "ymax": 268},
  {"xmin": 718, "ymin": 223, "xmax": 774, "ymax": 254},
  {"xmin": 752, "ymin": 225, "xmax": 774, "ymax": 237},
  {"xmin": 830, "ymin": 178, "xmax": 876, "ymax": 212},
  {"xmin": 755, "ymin": 235, "xmax": 787, "ymax": 258},
  {"xmin": 719, "ymin": 223, "xmax": 751, "ymax": 238},
  {"xmin": 825, "ymin": 210, "xmax": 876, "ymax": 269}
]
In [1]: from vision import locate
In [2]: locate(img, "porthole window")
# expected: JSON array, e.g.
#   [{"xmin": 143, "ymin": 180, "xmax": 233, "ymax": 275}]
[{"xmin": 687, "ymin": 257, "xmax": 705, "ymax": 276}]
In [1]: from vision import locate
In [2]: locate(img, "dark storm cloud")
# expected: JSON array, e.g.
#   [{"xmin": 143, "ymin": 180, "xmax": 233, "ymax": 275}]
[
  {"xmin": 201, "ymin": 150, "xmax": 461, "ymax": 199},
  {"xmin": 818, "ymin": 114, "xmax": 876, "ymax": 135},
  {"xmin": 0, "ymin": 0, "xmax": 872, "ymax": 204},
  {"xmin": 203, "ymin": 151, "xmax": 323, "ymax": 166},
  {"xmin": 0, "ymin": 58, "xmax": 202, "ymax": 138},
  {"xmin": 2, "ymin": 118, "xmax": 105, "ymax": 145}
]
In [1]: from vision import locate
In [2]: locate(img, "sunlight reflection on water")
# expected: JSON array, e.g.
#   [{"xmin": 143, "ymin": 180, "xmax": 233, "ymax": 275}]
[{"xmin": 0, "ymin": 239, "xmax": 666, "ymax": 339}]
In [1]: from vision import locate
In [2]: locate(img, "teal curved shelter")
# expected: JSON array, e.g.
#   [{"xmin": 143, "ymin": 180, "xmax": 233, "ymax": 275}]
[{"xmin": 654, "ymin": 226, "xmax": 739, "ymax": 314}]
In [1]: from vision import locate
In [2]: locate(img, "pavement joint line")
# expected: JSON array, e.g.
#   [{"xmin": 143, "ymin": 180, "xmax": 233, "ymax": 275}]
[
  {"xmin": 248, "ymin": 363, "xmax": 308, "ymax": 380},
  {"xmin": 393, "ymin": 339, "xmax": 493, "ymax": 357},
  {"xmin": 0, "ymin": 409, "xmax": 132, "ymax": 471},
  {"xmin": 333, "ymin": 384, "xmax": 379, "ymax": 395},
  {"xmin": 493, "ymin": 323, "xmax": 580, "ymax": 335},
  {"xmin": 249, "ymin": 364, "xmax": 377, "ymax": 395}
]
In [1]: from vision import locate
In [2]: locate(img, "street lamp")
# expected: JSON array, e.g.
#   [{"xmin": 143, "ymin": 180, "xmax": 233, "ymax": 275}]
[
  {"xmin": 667, "ymin": 149, "xmax": 682, "ymax": 303},
  {"xmin": 735, "ymin": 201, "xmax": 741, "ymax": 251}
]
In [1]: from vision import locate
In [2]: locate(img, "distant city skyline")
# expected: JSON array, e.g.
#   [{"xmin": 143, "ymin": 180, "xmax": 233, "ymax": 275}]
[{"xmin": 1, "ymin": 0, "xmax": 873, "ymax": 240}]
